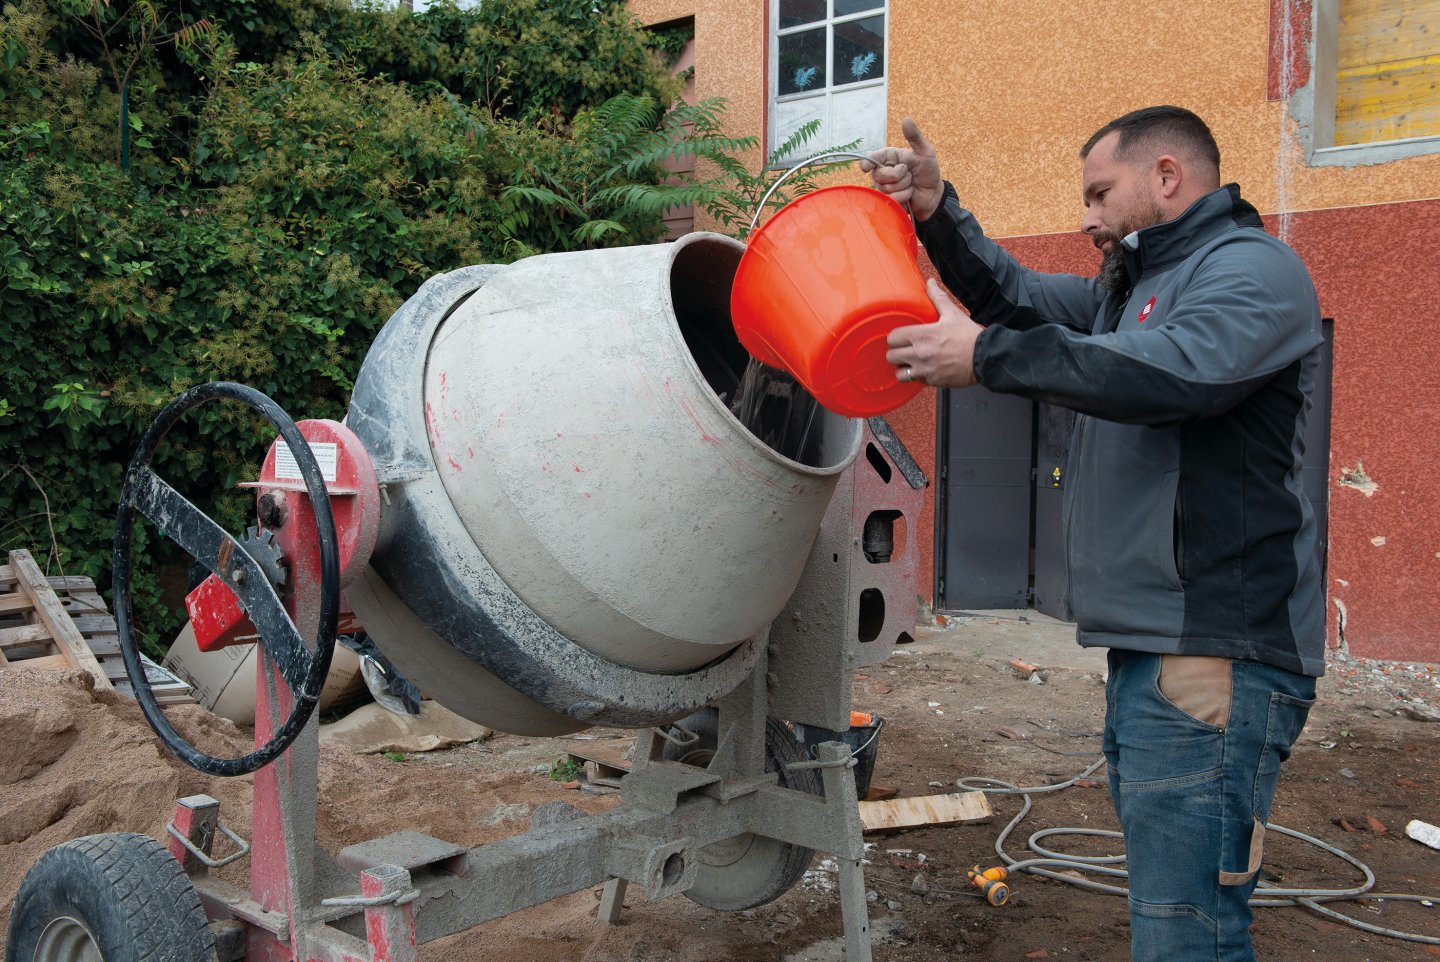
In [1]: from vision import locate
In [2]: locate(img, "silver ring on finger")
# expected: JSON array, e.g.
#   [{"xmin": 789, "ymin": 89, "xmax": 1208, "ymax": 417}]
[{"xmin": 900, "ymin": 366, "xmax": 914, "ymax": 383}]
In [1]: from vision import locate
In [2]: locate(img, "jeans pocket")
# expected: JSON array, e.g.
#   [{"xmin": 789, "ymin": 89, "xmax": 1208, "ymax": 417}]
[
  {"xmin": 1253, "ymin": 691, "xmax": 1316, "ymax": 816},
  {"xmin": 1128, "ymin": 896, "xmax": 1217, "ymax": 962},
  {"xmin": 1157, "ymin": 655, "xmax": 1232, "ymax": 728}
]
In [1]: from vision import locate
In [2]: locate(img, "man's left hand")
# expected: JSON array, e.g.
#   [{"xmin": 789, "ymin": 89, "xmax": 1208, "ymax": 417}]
[{"xmin": 886, "ymin": 279, "xmax": 983, "ymax": 388}]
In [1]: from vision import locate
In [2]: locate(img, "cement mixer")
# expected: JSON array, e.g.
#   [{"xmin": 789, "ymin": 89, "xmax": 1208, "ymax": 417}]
[{"xmin": 6, "ymin": 233, "xmax": 926, "ymax": 962}]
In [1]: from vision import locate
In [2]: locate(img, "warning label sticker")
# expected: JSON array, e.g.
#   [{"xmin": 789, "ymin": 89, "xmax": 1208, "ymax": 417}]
[{"xmin": 274, "ymin": 441, "xmax": 338, "ymax": 483}]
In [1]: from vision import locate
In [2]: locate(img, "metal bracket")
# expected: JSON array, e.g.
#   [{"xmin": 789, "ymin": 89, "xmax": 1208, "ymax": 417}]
[
  {"xmin": 652, "ymin": 724, "xmax": 701, "ymax": 748},
  {"xmin": 320, "ymin": 889, "xmax": 419, "ymax": 909},
  {"xmin": 167, "ymin": 818, "xmax": 251, "ymax": 869}
]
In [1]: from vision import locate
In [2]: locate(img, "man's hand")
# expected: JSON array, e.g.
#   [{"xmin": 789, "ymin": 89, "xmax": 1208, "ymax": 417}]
[
  {"xmin": 862, "ymin": 117, "xmax": 944, "ymax": 222},
  {"xmin": 886, "ymin": 279, "xmax": 983, "ymax": 388}
]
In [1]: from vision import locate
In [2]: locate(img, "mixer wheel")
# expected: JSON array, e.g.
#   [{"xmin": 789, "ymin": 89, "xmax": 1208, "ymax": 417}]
[
  {"xmin": 5, "ymin": 832, "xmax": 218, "ymax": 962},
  {"xmin": 663, "ymin": 709, "xmax": 821, "ymax": 911}
]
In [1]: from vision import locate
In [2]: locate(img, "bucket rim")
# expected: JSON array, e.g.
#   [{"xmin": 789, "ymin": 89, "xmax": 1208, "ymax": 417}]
[{"xmin": 747, "ymin": 184, "xmax": 913, "ymax": 246}]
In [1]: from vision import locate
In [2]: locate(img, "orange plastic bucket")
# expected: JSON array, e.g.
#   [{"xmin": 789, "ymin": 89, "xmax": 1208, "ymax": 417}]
[{"xmin": 730, "ymin": 184, "xmax": 938, "ymax": 418}]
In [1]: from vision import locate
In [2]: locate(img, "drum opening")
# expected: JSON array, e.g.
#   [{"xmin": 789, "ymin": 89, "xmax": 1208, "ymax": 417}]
[{"xmin": 670, "ymin": 236, "xmax": 854, "ymax": 469}]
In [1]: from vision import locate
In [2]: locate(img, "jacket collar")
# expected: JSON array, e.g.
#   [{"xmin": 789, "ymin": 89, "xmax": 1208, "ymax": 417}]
[{"xmin": 1120, "ymin": 183, "xmax": 1261, "ymax": 281}]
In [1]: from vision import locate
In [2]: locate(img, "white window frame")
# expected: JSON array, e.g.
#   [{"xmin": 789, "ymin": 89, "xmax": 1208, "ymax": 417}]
[
  {"xmin": 768, "ymin": 0, "xmax": 890, "ymax": 163},
  {"xmin": 1298, "ymin": 0, "xmax": 1440, "ymax": 166}
]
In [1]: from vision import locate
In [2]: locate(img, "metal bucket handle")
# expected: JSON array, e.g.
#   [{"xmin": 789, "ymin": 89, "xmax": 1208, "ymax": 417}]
[{"xmin": 749, "ymin": 150, "xmax": 909, "ymax": 235}]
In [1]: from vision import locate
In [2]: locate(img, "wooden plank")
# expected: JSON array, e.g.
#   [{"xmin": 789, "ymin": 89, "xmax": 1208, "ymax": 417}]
[
  {"xmin": 1337, "ymin": 53, "xmax": 1440, "ymax": 144},
  {"xmin": 565, "ymin": 741, "xmax": 632, "ymax": 788},
  {"xmin": 0, "ymin": 623, "xmax": 52, "ymax": 650},
  {"xmin": 7, "ymin": 550, "xmax": 113, "ymax": 688},
  {"xmin": 858, "ymin": 791, "xmax": 993, "ymax": 832},
  {"xmin": 0, "ymin": 593, "xmax": 36, "ymax": 617},
  {"xmin": 0, "ymin": 564, "xmax": 12, "ymax": 586},
  {"xmin": 15, "ymin": 653, "xmax": 69, "ymax": 671},
  {"xmin": 1339, "ymin": 0, "xmax": 1440, "ymax": 69},
  {"xmin": 85, "ymin": 635, "xmax": 121, "ymax": 657},
  {"xmin": 46, "ymin": 575, "xmax": 98, "ymax": 591},
  {"xmin": 105, "ymin": 652, "xmax": 195, "ymax": 707},
  {"xmin": 70, "ymin": 615, "xmax": 118, "ymax": 635},
  {"xmin": 59, "ymin": 593, "xmax": 110, "ymax": 616}
]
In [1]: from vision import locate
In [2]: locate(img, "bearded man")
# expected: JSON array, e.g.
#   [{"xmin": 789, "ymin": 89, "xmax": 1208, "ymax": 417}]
[{"xmin": 866, "ymin": 106, "xmax": 1325, "ymax": 962}]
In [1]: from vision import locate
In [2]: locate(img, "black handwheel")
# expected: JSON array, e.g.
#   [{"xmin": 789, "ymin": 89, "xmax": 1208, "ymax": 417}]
[
  {"xmin": 113, "ymin": 381, "xmax": 339, "ymax": 777},
  {"xmin": 663, "ymin": 708, "xmax": 822, "ymax": 911},
  {"xmin": 5, "ymin": 832, "xmax": 219, "ymax": 962}
]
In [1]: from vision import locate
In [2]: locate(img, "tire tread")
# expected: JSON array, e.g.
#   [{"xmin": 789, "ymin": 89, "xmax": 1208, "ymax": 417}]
[{"xmin": 5, "ymin": 832, "xmax": 218, "ymax": 962}]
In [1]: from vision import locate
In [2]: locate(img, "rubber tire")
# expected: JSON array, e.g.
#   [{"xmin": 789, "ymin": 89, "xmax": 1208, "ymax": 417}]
[
  {"xmin": 663, "ymin": 708, "xmax": 821, "ymax": 911},
  {"xmin": 5, "ymin": 833, "xmax": 218, "ymax": 962}
]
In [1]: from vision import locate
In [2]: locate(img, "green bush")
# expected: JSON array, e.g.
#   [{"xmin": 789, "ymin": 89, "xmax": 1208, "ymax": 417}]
[
  {"xmin": 0, "ymin": 0, "xmax": 687, "ymax": 654},
  {"xmin": 0, "ymin": 0, "xmax": 847, "ymax": 662}
]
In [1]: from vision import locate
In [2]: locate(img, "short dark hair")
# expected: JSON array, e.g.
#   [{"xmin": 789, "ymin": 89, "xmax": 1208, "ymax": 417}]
[{"xmin": 1080, "ymin": 105, "xmax": 1221, "ymax": 174}]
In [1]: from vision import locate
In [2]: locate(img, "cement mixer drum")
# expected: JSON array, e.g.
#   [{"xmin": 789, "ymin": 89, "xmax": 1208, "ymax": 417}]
[{"xmin": 345, "ymin": 233, "xmax": 862, "ymax": 735}]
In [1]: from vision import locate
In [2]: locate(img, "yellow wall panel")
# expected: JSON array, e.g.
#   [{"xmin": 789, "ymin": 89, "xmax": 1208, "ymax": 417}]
[
  {"xmin": 1337, "ymin": 54, "xmax": 1440, "ymax": 143},
  {"xmin": 1338, "ymin": 0, "xmax": 1440, "ymax": 69}
]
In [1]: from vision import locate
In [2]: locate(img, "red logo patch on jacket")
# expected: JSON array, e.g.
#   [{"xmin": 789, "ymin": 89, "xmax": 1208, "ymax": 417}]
[{"xmin": 1137, "ymin": 295, "xmax": 1156, "ymax": 324}]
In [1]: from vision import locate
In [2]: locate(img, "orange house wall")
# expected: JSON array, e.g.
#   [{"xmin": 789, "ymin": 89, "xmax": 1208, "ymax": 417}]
[{"xmin": 627, "ymin": 2, "xmax": 1440, "ymax": 661}]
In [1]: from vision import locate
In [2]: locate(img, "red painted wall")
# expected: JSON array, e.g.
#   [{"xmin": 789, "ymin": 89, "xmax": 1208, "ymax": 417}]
[
  {"xmin": 1277, "ymin": 199, "xmax": 1440, "ymax": 662},
  {"xmin": 887, "ymin": 201, "xmax": 1440, "ymax": 663}
]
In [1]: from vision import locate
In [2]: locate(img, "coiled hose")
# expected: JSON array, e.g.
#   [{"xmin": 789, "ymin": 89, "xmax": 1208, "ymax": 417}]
[{"xmin": 958, "ymin": 759, "xmax": 1440, "ymax": 945}]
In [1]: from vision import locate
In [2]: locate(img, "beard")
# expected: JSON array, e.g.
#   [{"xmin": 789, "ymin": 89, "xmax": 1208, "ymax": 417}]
[
  {"xmin": 1094, "ymin": 200, "xmax": 1166, "ymax": 296},
  {"xmin": 1096, "ymin": 243, "xmax": 1130, "ymax": 295}
]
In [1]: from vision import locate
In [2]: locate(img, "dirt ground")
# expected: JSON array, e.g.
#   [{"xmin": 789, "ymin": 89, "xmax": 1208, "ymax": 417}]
[{"xmin": 4, "ymin": 613, "xmax": 1440, "ymax": 961}]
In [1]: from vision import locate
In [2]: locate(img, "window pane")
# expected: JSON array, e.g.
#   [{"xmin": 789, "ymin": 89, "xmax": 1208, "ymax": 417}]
[
  {"xmin": 779, "ymin": 28, "xmax": 827, "ymax": 95},
  {"xmin": 835, "ymin": 0, "xmax": 883, "ymax": 16},
  {"xmin": 829, "ymin": 83, "xmax": 888, "ymax": 153},
  {"xmin": 833, "ymin": 14, "xmax": 884, "ymax": 85},
  {"xmin": 779, "ymin": 0, "xmax": 826, "ymax": 29}
]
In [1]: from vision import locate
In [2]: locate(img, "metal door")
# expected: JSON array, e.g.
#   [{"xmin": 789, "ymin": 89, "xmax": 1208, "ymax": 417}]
[
  {"xmin": 933, "ymin": 387, "xmax": 1034, "ymax": 609},
  {"xmin": 1031, "ymin": 403, "xmax": 1075, "ymax": 618}
]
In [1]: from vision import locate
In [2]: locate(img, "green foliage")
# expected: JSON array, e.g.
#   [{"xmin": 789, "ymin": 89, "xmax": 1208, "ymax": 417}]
[
  {"xmin": 0, "ymin": 0, "xmax": 852, "ymax": 664},
  {"xmin": 548, "ymin": 757, "xmax": 583, "ymax": 782},
  {"xmin": 687, "ymin": 117, "xmax": 861, "ymax": 240},
  {"xmin": 499, "ymin": 96, "xmax": 858, "ymax": 249},
  {"xmin": 497, "ymin": 93, "xmax": 715, "ymax": 254},
  {"xmin": 645, "ymin": 21, "xmax": 694, "ymax": 67},
  {"xmin": 42, "ymin": 381, "xmax": 106, "ymax": 441},
  {"xmin": 175, "ymin": 0, "xmax": 679, "ymax": 124},
  {"xmin": 0, "ymin": 0, "xmax": 703, "ymax": 657}
]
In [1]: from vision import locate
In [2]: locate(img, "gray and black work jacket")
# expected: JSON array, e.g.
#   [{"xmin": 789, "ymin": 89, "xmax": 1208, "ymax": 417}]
[{"xmin": 917, "ymin": 182, "xmax": 1326, "ymax": 676}]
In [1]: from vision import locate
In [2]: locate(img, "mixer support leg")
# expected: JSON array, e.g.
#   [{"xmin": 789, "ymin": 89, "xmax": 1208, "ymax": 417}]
[
  {"xmin": 838, "ymin": 856, "xmax": 873, "ymax": 962},
  {"xmin": 597, "ymin": 878, "xmax": 628, "ymax": 924}
]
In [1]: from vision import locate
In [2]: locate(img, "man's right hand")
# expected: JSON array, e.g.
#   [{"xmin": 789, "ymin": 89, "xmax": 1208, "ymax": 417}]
[{"xmin": 862, "ymin": 117, "xmax": 944, "ymax": 222}]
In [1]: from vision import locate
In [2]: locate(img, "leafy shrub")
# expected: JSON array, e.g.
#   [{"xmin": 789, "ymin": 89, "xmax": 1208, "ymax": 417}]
[
  {"xmin": 0, "ymin": 1, "xmax": 685, "ymax": 654},
  {"xmin": 1, "ymin": 0, "xmax": 849, "ymax": 661}
]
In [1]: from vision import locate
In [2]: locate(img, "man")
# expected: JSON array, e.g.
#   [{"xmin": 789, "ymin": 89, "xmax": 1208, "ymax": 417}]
[{"xmin": 866, "ymin": 106, "xmax": 1324, "ymax": 962}]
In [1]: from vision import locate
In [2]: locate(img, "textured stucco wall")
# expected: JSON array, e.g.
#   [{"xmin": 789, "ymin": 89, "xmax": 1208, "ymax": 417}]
[
  {"xmin": 884, "ymin": 0, "xmax": 1440, "ymax": 238},
  {"xmin": 625, "ymin": 1, "xmax": 1440, "ymax": 661},
  {"xmin": 628, "ymin": 1, "xmax": 769, "ymax": 233},
  {"xmin": 1276, "ymin": 200, "xmax": 1440, "ymax": 662}
]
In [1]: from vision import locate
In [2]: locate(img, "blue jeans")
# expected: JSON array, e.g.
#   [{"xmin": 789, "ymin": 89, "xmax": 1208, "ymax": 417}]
[{"xmin": 1103, "ymin": 650, "xmax": 1316, "ymax": 962}]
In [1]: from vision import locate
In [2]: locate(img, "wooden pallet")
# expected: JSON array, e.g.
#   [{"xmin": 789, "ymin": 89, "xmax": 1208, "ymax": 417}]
[{"xmin": 0, "ymin": 548, "xmax": 193, "ymax": 704}]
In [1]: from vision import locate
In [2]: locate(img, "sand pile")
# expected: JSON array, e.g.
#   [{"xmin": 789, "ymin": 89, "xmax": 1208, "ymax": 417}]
[{"xmin": 0, "ymin": 667, "xmax": 254, "ymax": 943}]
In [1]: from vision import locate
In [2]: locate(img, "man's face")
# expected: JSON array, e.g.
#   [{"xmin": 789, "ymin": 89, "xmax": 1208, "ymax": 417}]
[
  {"xmin": 1080, "ymin": 132, "xmax": 1166, "ymax": 250},
  {"xmin": 1081, "ymin": 131, "xmax": 1166, "ymax": 292}
]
